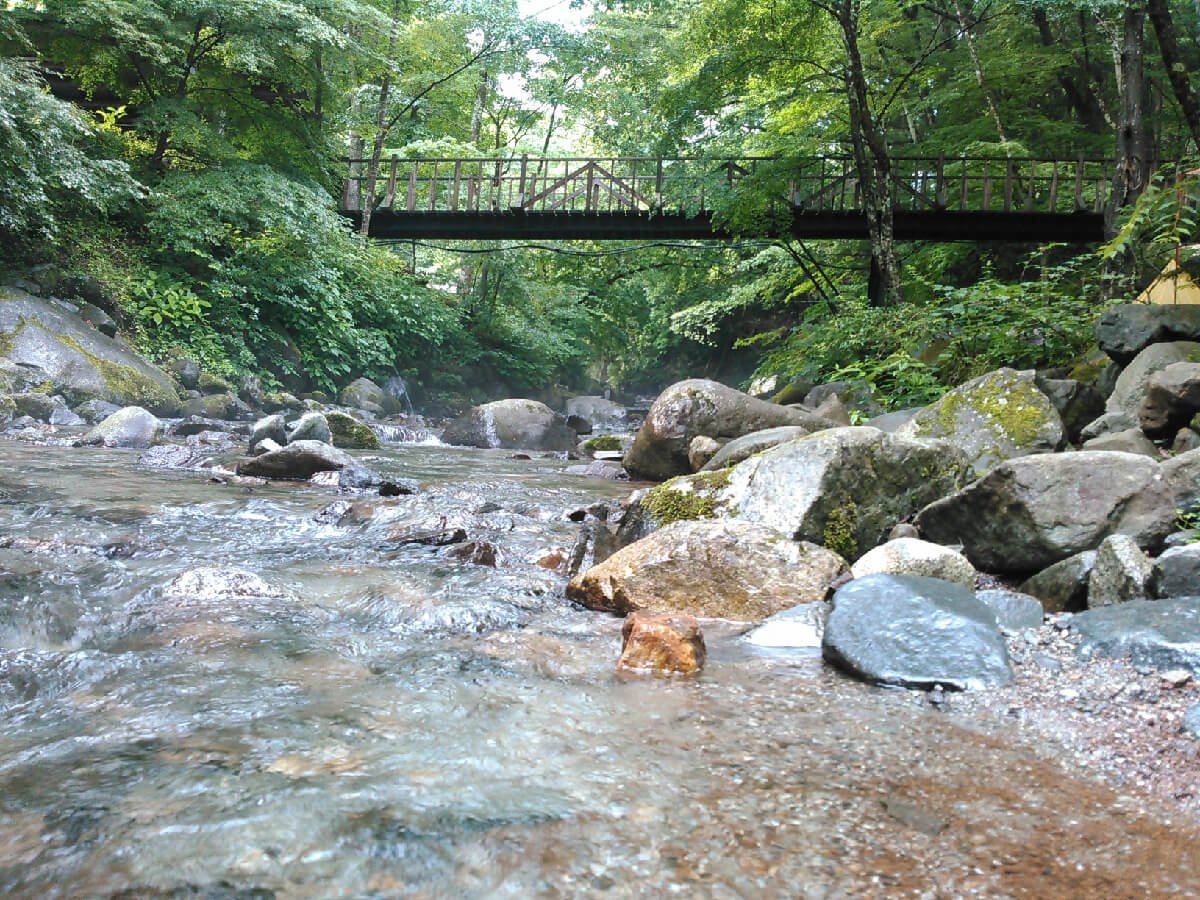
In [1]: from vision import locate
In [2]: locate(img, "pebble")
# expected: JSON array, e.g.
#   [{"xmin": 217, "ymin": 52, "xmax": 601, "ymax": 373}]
[
  {"xmin": 1032, "ymin": 652, "xmax": 1063, "ymax": 672},
  {"xmin": 1161, "ymin": 669, "xmax": 1193, "ymax": 687}
]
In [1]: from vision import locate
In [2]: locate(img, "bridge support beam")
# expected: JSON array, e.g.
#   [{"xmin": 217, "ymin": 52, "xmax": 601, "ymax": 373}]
[{"xmin": 350, "ymin": 209, "xmax": 1105, "ymax": 243}]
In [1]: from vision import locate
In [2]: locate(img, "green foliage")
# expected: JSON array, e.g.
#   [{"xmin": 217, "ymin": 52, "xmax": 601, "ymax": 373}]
[
  {"xmin": 131, "ymin": 271, "xmax": 209, "ymax": 328},
  {"xmin": 1178, "ymin": 500, "xmax": 1200, "ymax": 537}
]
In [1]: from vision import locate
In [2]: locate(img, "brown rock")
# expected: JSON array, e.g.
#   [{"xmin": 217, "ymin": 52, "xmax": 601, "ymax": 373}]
[
  {"xmin": 566, "ymin": 519, "xmax": 848, "ymax": 619},
  {"xmin": 617, "ymin": 612, "xmax": 706, "ymax": 675},
  {"xmin": 443, "ymin": 540, "xmax": 497, "ymax": 566}
]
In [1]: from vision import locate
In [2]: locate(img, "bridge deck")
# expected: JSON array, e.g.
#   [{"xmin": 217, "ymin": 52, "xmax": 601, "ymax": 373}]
[{"xmin": 341, "ymin": 155, "xmax": 1111, "ymax": 242}]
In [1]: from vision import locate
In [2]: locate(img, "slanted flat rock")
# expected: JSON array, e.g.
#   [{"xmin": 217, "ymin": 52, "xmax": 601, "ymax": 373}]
[
  {"xmin": 915, "ymin": 452, "xmax": 1174, "ymax": 573},
  {"xmin": 744, "ymin": 602, "xmax": 830, "ymax": 650},
  {"xmin": 822, "ymin": 574, "xmax": 1012, "ymax": 691},
  {"xmin": 1072, "ymin": 598, "xmax": 1200, "ymax": 673},
  {"xmin": 974, "ymin": 589, "xmax": 1044, "ymax": 631},
  {"xmin": 236, "ymin": 440, "xmax": 352, "ymax": 479},
  {"xmin": 1106, "ymin": 341, "xmax": 1200, "ymax": 422},
  {"xmin": 700, "ymin": 426, "xmax": 809, "ymax": 471},
  {"xmin": 850, "ymin": 537, "xmax": 976, "ymax": 588}
]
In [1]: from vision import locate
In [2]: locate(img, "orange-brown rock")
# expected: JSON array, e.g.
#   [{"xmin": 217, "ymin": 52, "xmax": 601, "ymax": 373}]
[
  {"xmin": 617, "ymin": 612, "xmax": 705, "ymax": 675},
  {"xmin": 565, "ymin": 519, "xmax": 847, "ymax": 620}
]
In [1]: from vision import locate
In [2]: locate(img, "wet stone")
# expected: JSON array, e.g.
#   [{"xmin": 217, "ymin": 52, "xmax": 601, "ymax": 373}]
[
  {"xmin": 443, "ymin": 540, "xmax": 498, "ymax": 567},
  {"xmin": 1072, "ymin": 598, "xmax": 1200, "ymax": 673},
  {"xmin": 975, "ymin": 589, "xmax": 1045, "ymax": 631},
  {"xmin": 822, "ymin": 574, "xmax": 1013, "ymax": 691},
  {"xmin": 617, "ymin": 612, "xmax": 706, "ymax": 676}
]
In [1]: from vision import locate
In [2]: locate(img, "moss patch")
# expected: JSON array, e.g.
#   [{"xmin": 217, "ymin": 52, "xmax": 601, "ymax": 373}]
[
  {"xmin": 643, "ymin": 476, "xmax": 717, "ymax": 525},
  {"xmin": 197, "ymin": 372, "xmax": 233, "ymax": 394},
  {"xmin": 327, "ymin": 411, "xmax": 380, "ymax": 449},
  {"xmin": 582, "ymin": 434, "xmax": 622, "ymax": 453},
  {"xmin": 54, "ymin": 333, "xmax": 178, "ymax": 410},
  {"xmin": 916, "ymin": 371, "xmax": 1050, "ymax": 447},
  {"xmin": 822, "ymin": 500, "xmax": 859, "ymax": 560}
]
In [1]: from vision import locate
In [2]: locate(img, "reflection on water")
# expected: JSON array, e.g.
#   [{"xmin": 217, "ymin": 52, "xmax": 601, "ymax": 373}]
[{"xmin": 1, "ymin": 439, "xmax": 1198, "ymax": 898}]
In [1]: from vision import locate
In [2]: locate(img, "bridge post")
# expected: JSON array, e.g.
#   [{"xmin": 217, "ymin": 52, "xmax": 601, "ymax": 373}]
[
  {"xmin": 1003, "ymin": 159, "xmax": 1015, "ymax": 211},
  {"xmin": 382, "ymin": 155, "xmax": 398, "ymax": 210},
  {"xmin": 451, "ymin": 161, "xmax": 462, "ymax": 211},
  {"xmin": 655, "ymin": 159, "xmax": 664, "ymax": 210},
  {"xmin": 935, "ymin": 152, "xmax": 946, "ymax": 209}
]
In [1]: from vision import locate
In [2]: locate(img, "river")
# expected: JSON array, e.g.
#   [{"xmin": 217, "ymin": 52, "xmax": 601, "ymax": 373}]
[{"xmin": 2, "ymin": 437, "xmax": 1199, "ymax": 898}]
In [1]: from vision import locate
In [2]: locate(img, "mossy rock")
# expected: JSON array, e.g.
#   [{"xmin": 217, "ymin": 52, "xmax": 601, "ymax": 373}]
[
  {"xmin": 641, "ymin": 469, "xmax": 732, "ymax": 526},
  {"xmin": 197, "ymin": 372, "xmax": 234, "ymax": 395},
  {"xmin": 897, "ymin": 368, "xmax": 1065, "ymax": 477},
  {"xmin": 326, "ymin": 411, "xmax": 381, "ymax": 449},
  {"xmin": 581, "ymin": 434, "xmax": 623, "ymax": 453}
]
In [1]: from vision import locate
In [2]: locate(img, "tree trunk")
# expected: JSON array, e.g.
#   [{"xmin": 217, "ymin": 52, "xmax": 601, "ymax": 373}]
[
  {"xmin": 1107, "ymin": 1, "xmax": 1153, "ymax": 232},
  {"xmin": 954, "ymin": 0, "xmax": 1008, "ymax": 146},
  {"xmin": 341, "ymin": 28, "xmax": 363, "ymax": 213},
  {"xmin": 1147, "ymin": 0, "xmax": 1200, "ymax": 151},
  {"xmin": 838, "ymin": 2, "xmax": 902, "ymax": 306},
  {"xmin": 359, "ymin": 3, "xmax": 403, "ymax": 242},
  {"xmin": 470, "ymin": 65, "xmax": 488, "ymax": 147}
]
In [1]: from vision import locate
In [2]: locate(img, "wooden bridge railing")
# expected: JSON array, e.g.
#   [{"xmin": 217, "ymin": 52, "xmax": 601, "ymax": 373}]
[{"xmin": 341, "ymin": 155, "xmax": 1114, "ymax": 218}]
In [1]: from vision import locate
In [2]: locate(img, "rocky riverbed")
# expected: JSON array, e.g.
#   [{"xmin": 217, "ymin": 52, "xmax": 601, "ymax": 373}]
[{"xmin": 2, "ymin": 436, "xmax": 1200, "ymax": 897}]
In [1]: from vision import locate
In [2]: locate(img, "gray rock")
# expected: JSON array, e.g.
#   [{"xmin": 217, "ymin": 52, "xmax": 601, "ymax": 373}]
[
  {"xmin": 624, "ymin": 379, "xmax": 835, "ymax": 481},
  {"xmin": 76, "ymin": 406, "xmax": 162, "ymax": 449},
  {"xmin": 1150, "ymin": 544, "xmax": 1200, "ymax": 598},
  {"xmin": 441, "ymin": 399, "xmax": 576, "ymax": 451},
  {"xmin": 1164, "ymin": 448, "xmax": 1200, "ymax": 510},
  {"xmin": 262, "ymin": 392, "xmax": 301, "ymax": 413},
  {"xmin": 1088, "ymin": 534, "xmax": 1153, "ymax": 607},
  {"xmin": 566, "ymin": 414, "xmax": 592, "ymax": 435},
  {"xmin": 745, "ymin": 601, "xmax": 830, "ymax": 649},
  {"xmin": 564, "ymin": 460, "xmax": 629, "ymax": 480},
  {"xmin": 865, "ymin": 408, "xmax": 922, "ymax": 433},
  {"xmin": 915, "ymin": 452, "xmax": 1174, "ymax": 574},
  {"xmin": 339, "ymin": 377, "xmax": 394, "ymax": 415},
  {"xmin": 850, "ymin": 537, "xmax": 976, "ymax": 588},
  {"xmin": 12, "ymin": 392, "xmax": 58, "ymax": 421},
  {"xmin": 1173, "ymin": 428, "xmax": 1200, "ymax": 453},
  {"xmin": 138, "ymin": 444, "xmax": 208, "ymax": 470},
  {"xmin": 701, "ymin": 426, "xmax": 809, "ymax": 471},
  {"xmin": 1165, "ymin": 530, "xmax": 1200, "ymax": 549},
  {"xmin": 688, "ymin": 435, "xmax": 723, "ymax": 471},
  {"xmin": 239, "ymin": 373, "xmax": 264, "ymax": 407},
  {"xmin": 250, "ymin": 414, "xmax": 287, "ymax": 454},
  {"xmin": 1185, "ymin": 704, "xmax": 1200, "ymax": 739},
  {"xmin": 163, "ymin": 567, "xmax": 293, "ymax": 604},
  {"xmin": 255, "ymin": 437, "xmax": 283, "ymax": 456},
  {"xmin": 888, "ymin": 523, "xmax": 920, "ymax": 541},
  {"xmin": 714, "ymin": 426, "xmax": 969, "ymax": 559},
  {"xmin": 235, "ymin": 440, "xmax": 352, "ymax": 479},
  {"xmin": 565, "ymin": 396, "xmax": 627, "ymax": 429},
  {"xmin": 335, "ymin": 463, "xmax": 386, "ymax": 491},
  {"xmin": 166, "ymin": 355, "xmax": 201, "ymax": 390},
  {"xmin": 48, "ymin": 404, "xmax": 85, "ymax": 426},
  {"xmin": 288, "ymin": 411, "xmax": 331, "ymax": 445},
  {"xmin": 73, "ymin": 398, "xmax": 122, "ymax": 424},
  {"xmin": 1034, "ymin": 376, "xmax": 1105, "ymax": 443},
  {"xmin": 77, "ymin": 302, "xmax": 117, "ymax": 337},
  {"xmin": 896, "ymin": 367, "xmax": 1066, "ymax": 477},
  {"xmin": 975, "ymin": 589, "xmax": 1045, "ymax": 631},
  {"xmin": 1106, "ymin": 341, "xmax": 1200, "ymax": 422},
  {"xmin": 1072, "ymin": 597, "xmax": 1200, "ymax": 673},
  {"xmin": 822, "ymin": 574, "xmax": 1012, "ymax": 691},
  {"xmin": 180, "ymin": 393, "xmax": 238, "ymax": 420},
  {"xmin": 805, "ymin": 380, "xmax": 885, "ymax": 417},
  {"xmin": 567, "ymin": 519, "xmax": 621, "ymax": 577},
  {"xmin": 1080, "ymin": 411, "xmax": 1137, "ymax": 442},
  {"xmin": 1082, "ymin": 428, "xmax": 1161, "ymax": 457},
  {"xmin": 1019, "ymin": 551, "xmax": 1097, "ymax": 613},
  {"xmin": 1139, "ymin": 361, "xmax": 1200, "ymax": 439},
  {"xmin": 1095, "ymin": 304, "xmax": 1200, "ymax": 365},
  {"xmin": 169, "ymin": 416, "xmax": 226, "ymax": 437},
  {"xmin": 811, "ymin": 393, "xmax": 852, "ymax": 426}
]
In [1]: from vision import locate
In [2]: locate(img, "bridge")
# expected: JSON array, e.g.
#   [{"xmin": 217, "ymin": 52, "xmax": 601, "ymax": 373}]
[{"xmin": 340, "ymin": 155, "xmax": 1111, "ymax": 243}]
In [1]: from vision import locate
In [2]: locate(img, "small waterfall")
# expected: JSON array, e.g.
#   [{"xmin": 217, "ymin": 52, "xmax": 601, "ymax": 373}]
[
  {"xmin": 383, "ymin": 375, "xmax": 415, "ymax": 416},
  {"xmin": 370, "ymin": 421, "xmax": 442, "ymax": 445}
]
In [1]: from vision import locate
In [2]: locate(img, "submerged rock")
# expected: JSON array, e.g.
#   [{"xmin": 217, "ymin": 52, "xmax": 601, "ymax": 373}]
[
  {"xmin": 163, "ymin": 567, "xmax": 294, "ymax": 605},
  {"xmin": 915, "ymin": 452, "xmax": 1174, "ymax": 573},
  {"xmin": 1072, "ymin": 598, "xmax": 1200, "ymax": 673},
  {"xmin": 896, "ymin": 367, "xmax": 1065, "ymax": 476},
  {"xmin": 442, "ymin": 399, "xmax": 576, "ymax": 451},
  {"xmin": 566, "ymin": 519, "xmax": 847, "ymax": 620},
  {"xmin": 744, "ymin": 601, "xmax": 830, "ymax": 649},
  {"xmin": 849, "ymin": 537, "xmax": 976, "ymax": 588},
  {"xmin": 821, "ymin": 574, "xmax": 1012, "ymax": 691},
  {"xmin": 235, "ymin": 440, "xmax": 351, "ymax": 479},
  {"xmin": 624, "ymin": 379, "xmax": 834, "ymax": 481},
  {"xmin": 138, "ymin": 444, "xmax": 209, "ymax": 470},
  {"xmin": 617, "ymin": 612, "xmax": 706, "ymax": 676},
  {"xmin": 76, "ymin": 406, "xmax": 163, "ymax": 449}
]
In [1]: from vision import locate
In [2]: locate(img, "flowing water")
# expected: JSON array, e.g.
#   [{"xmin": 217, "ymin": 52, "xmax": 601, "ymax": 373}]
[{"xmin": 2, "ymin": 437, "xmax": 1200, "ymax": 899}]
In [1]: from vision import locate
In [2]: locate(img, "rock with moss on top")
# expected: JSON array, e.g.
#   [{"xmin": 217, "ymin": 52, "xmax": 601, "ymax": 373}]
[
  {"xmin": 326, "ymin": 411, "xmax": 381, "ymax": 449},
  {"xmin": 896, "ymin": 368, "xmax": 1065, "ymax": 477},
  {"xmin": 75, "ymin": 406, "xmax": 163, "ymax": 449}
]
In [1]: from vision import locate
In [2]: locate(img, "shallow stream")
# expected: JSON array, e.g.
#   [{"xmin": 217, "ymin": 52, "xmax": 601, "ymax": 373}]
[{"xmin": 2, "ymin": 438, "xmax": 1199, "ymax": 898}]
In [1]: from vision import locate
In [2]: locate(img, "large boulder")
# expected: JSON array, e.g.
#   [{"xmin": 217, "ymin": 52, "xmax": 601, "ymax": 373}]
[
  {"xmin": 623, "ymin": 379, "xmax": 834, "ymax": 481},
  {"xmin": 1034, "ymin": 375, "xmax": 1105, "ymax": 444},
  {"xmin": 249, "ymin": 414, "xmax": 287, "ymax": 455},
  {"xmin": 1105, "ymin": 341, "xmax": 1200, "ymax": 422},
  {"xmin": 700, "ymin": 425, "xmax": 809, "ymax": 471},
  {"xmin": 821, "ymin": 574, "xmax": 1012, "ymax": 691},
  {"xmin": 75, "ymin": 406, "xmax": 162, "ymax": 449},
  {"xmin": 1150, "ymin": 545, "xmax": 1200, "ymax": 598},
  {"xmin": 1095, "ymin": 304, "xmax": 1200, "ymax": 365},
  {"xmin": 915, "ymin": 452, "xmax": 1175, "ymax": 574},
  {"xmin": 441, "ymin": 399, "xmax": 576, "ymax": 451},
  {"xmin": 326, "ymin": 411, "xmax": 381, "ymax": 449},
  {"xmin": 1139, "ymin": 361, "xmax": 1200, "ymax": 439},
  {"xmin": 339, "ymin": 377, "xmax": 392, "ymax": 415},
  {"xmin": 235, "ymin": 440, "xmax": 352, "ymax": 479},
  {"xmin": 849, "ymin": 537, "xmax": 976, "ymax": 589},
  {"xmin": 896, "ymin": 368, "xmax": 1065, "ymax": 476},
  {"xmin": 0, "ymin": 285, "xmax": 179, "ymax": 413},
  {"xmin": 288, "ymin": 411, "xmax": 331, "ymax": 444},
  {"xmin": 715, "ymin": 427, "xmax": 969, "ymax": 560},
  {"xmin": 1071, "ymin": 598, "xmax": 1200, "ymax": 673},
  {"xmin": 565, "ymin": 519, "xmax": 848, "ymax": 620}
]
